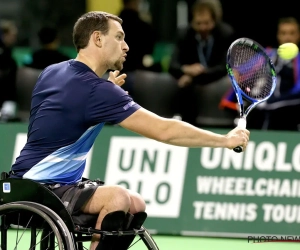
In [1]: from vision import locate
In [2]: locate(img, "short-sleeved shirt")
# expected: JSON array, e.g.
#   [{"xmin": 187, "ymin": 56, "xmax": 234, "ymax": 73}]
[{"xmin": 10, "ymin": 60, "xmax": 140, "ymax": 185}]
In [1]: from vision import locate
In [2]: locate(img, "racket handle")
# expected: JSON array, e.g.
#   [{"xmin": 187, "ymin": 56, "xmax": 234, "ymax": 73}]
[{"xmin": 233, "ymin": 118, "xmax": 247, "ymax": 153}]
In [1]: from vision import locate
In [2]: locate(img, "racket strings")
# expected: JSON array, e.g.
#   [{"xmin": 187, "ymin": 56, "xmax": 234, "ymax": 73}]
[{"xmin": 230, "ymin": 44, "xmax": 274, "ymax": 100}]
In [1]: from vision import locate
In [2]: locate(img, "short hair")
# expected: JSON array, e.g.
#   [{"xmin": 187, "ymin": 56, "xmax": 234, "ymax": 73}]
[
  {"xmin": 38, "ymin": 27, "xmax": 58, "ymax": 45},
  {"xmin": 0, "ymin": 20, "xmax": 17, "ymax": 35},
  {"xmin": 192, "ymin": 0, "xmax": 223, "ymax": 23},
  {"xmin": 278, "ymin": 17, "xmax": 300, "ymax": 30},
  {"xmin": 73, "ymin": 11, "xmax": 123, "ymax": 53}
]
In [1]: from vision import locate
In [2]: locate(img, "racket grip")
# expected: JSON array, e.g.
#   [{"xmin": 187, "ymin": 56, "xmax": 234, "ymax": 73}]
[
  {"xmin": 233, "ymin": 146, "xmax": 243, "ymax": 153},
  {"xmin": 236, "ymin": 117, "xmax": 247, "ymax": 129},
  {"xmin": 233, "ymin": 118, "xmax": 247, "ymax": 153}
]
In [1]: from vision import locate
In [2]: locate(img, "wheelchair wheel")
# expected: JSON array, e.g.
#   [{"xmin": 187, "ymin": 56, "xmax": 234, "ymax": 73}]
[
  {"xmin": 0, "ymin": 203, "xmax": 68, "ymax": 250},
  {"xmin": 77, "ymin": 226, "xmax": 159, "ymax": 250},
  {"xmin": 128, "ymin": 226, "xmax": 159, "ymax": 250}
]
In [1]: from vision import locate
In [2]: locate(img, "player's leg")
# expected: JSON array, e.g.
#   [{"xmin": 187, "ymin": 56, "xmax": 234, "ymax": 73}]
[
  {"xmin": 81, "ymin": 185, "xmax": 131, "ymax": 250},
  {"xmin": 82, "ymin": 187, "xmax": 146, "ymax": 250},
  {"xmin": 113, "ymin": 190, "xmax": 147, "ymax": 249},
  {"xmin": 128, "ymin": 189, "xmax": 146, "ymax": 214}
]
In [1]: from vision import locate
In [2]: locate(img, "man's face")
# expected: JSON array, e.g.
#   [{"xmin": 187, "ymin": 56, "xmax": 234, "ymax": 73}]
[
  {"xmin": 191, "ymin": 10, "xmax": 215, "ymax": 38},
  {"xmin": 2, "ymin": 27, "xmax": 18, "ymax": 48},
  {"xmin": 277, "ymin": 22, "xmax": 300, "ymax": 45},
  {"xmin": 102, "ymin": 19, "xmax": 129, "ymax": 70}
]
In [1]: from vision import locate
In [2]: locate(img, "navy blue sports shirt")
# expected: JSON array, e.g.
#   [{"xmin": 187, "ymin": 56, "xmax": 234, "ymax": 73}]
[{"xmin": 10, "ymin": 60, "xmax": 140, "ymax": 185}]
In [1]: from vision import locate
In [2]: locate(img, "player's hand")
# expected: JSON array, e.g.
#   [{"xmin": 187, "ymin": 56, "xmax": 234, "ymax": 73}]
[
  {"xmin": 182, "ymin": 63, "xmax": 205, "ymax": 77},
  {"xmin": 108, "ymin": 70, "xmax": 127, "ymax": 87},
  {"xmin": 178, "ymin": 74, "xmax": 193, "ymax": 88},
  {"xmin": 225, "ymin": 127, "xmax": 250, "ymax": 151}
]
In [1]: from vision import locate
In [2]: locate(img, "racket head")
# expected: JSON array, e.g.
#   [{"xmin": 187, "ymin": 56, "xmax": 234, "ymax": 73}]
[{"xmin": 226, "ymin": 38, "xmax": 277, "ymax": 117}]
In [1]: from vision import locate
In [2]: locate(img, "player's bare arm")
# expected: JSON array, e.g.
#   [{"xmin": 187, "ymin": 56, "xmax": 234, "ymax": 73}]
[{"xmin": 119, "ymin": 108, "xmax": 249, "ymax": 150}]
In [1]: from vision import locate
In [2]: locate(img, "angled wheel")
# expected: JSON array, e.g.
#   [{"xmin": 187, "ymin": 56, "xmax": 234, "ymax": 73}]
[
  {"xmin": 128, "ymin": 226, "xmax": 159, "ymax": 250},
  {"xmin": 0, "ymin": 203, "xmax": 68, "ymax": 250},
  {"xmin": 76, "ymin": 226, "xmax": 159, "ymax": 250}
]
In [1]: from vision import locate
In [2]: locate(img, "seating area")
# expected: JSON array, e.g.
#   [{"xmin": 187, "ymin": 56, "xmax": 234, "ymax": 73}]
[
  {"xmin": 10, "ymin": 43, "xmax": 237, "ymax": 127},
  {"xmin": 14, "ymin": 67, "xmax": 236, "ymax": 128},
  {"xmin": 129, "ymin": 70, "xmax": 179, "ymax": 118},
  {"xmin": 15, "ymin": 67, "xmax": 42, "ymax": 122}
]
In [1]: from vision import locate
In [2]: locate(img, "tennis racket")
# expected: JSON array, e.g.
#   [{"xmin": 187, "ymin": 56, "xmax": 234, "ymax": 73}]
[{"xmin": 226, "ymin": 38, "xmax": 277, "ymax": 153}]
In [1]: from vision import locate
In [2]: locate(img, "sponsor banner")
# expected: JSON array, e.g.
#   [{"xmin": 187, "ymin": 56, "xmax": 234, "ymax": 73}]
[
  {"xmin": 1, "ymin": 124, "xmax": 300, "ymax": 237},
  {"xmin": 105, "ymin": 136, "xmax": 188, "ymax": 218}
]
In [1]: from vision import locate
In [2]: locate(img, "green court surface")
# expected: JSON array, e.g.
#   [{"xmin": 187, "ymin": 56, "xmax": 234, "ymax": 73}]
[
  {"xmin": 5, "ymin": 231, "xmax": 300, "ymax": 249},
  {"xmin": 152, "ymin": 235, "xmax": 300, "ymax": 250}
]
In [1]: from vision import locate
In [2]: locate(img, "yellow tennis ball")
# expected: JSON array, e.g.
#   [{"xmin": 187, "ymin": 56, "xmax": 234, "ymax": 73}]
[{"xmin": 278, "ymin": 43, "xmax": 299, "ymax": 60}]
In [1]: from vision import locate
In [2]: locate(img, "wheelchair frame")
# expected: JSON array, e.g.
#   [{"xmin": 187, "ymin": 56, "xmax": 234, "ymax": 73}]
[{"xmin": 0, "ymin": 178, "xmax": 159, "ymax": 250}]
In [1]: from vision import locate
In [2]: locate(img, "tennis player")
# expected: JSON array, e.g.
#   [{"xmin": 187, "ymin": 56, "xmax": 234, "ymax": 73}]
[{"xmin": 9, "ymin": 11, "xmax": 249, "ymax": 250}]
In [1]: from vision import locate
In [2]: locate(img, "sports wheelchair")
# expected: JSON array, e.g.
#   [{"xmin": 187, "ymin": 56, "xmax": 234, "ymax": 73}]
[{"xmin": 0, "ymin": 174, "xmax": 159, "ymax": 250}]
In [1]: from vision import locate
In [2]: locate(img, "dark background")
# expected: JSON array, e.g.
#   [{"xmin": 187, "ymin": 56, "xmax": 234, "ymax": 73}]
[
  {"xmin": 0, "ymin": 0, "xmax": 299, "ymax": 47},
  {"xmin": 150, "ymin": 0, "xmax": 300, "ymax": 47}
]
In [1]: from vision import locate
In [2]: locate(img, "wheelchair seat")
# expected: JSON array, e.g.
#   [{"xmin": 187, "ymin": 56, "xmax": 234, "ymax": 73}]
[
  {"xmin": 0, "ymin": 177, "xmax": 159, "ymax": 250},
  {"xmin": 0, "ymin": 178, "xmax": 76, "ymax": 229},
  {"xmin": 0, "ymin": 178, "xmax": 101, "ymax": 228}
]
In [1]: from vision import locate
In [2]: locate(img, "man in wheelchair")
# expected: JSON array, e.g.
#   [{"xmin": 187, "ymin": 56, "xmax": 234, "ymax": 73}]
[{"xmin": 6, "ymin": 10, "xmax": 249, "ymax": 250}]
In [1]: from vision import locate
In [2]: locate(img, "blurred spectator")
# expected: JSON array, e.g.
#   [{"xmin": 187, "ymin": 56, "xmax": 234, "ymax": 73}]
[
  {"xmin": 0, "ymin": 20, "xmax": 18, "ymax": 121},
  {"xmin": 221, "ymin": 17, "xmax": 300, "ymax": 131},
  {"xmin": 119, "ymin": 0, "xmax": 157, "ymax": 73},
  {"xmin": 168, "ymin": 0, "xmax": 236, "ymax": 126},
  {"xmin": 25, "ymin": 26, "xmax": 70, "ymax": 70},
  {"xmin": 262, "ymin": 17, "xmax": 300, "ymax": 131}
]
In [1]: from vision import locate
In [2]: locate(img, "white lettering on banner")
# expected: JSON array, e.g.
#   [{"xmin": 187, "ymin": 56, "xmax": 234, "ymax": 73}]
[
  {"xmin": 275, "ymin": 143, "xmax": 292, "ymax": 171},
  {"xmin": 292, "ymin": 144, "xmax": 300, "ymax": 171},
  {"xmin": 200, "ymin": 148, "xmax": 223, "ymax": 169},
  {"xmin": 193, "ymin": 201, "xmax": 257, "ymax": 221},
  {"xmin": 12, "ymin": 133, "xmax": 94, "ymax": 178},
  {"xmin": 12, "ymin": 133, "xmax": 28, "ymax": 164},
  {"xmin": 196, "ymin": 176, "xmax": 300, "ymax": 197},
  {"xmin": 262, "ymin": 204, "xmax": 300, "ymax": 223},
  {"xmin": 200, "ymin": 141, "xmax": 300, "ymax": 172},
  {"xmin": 105, "ymin": 136, "xmax": 188, "ymax": 218}
]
